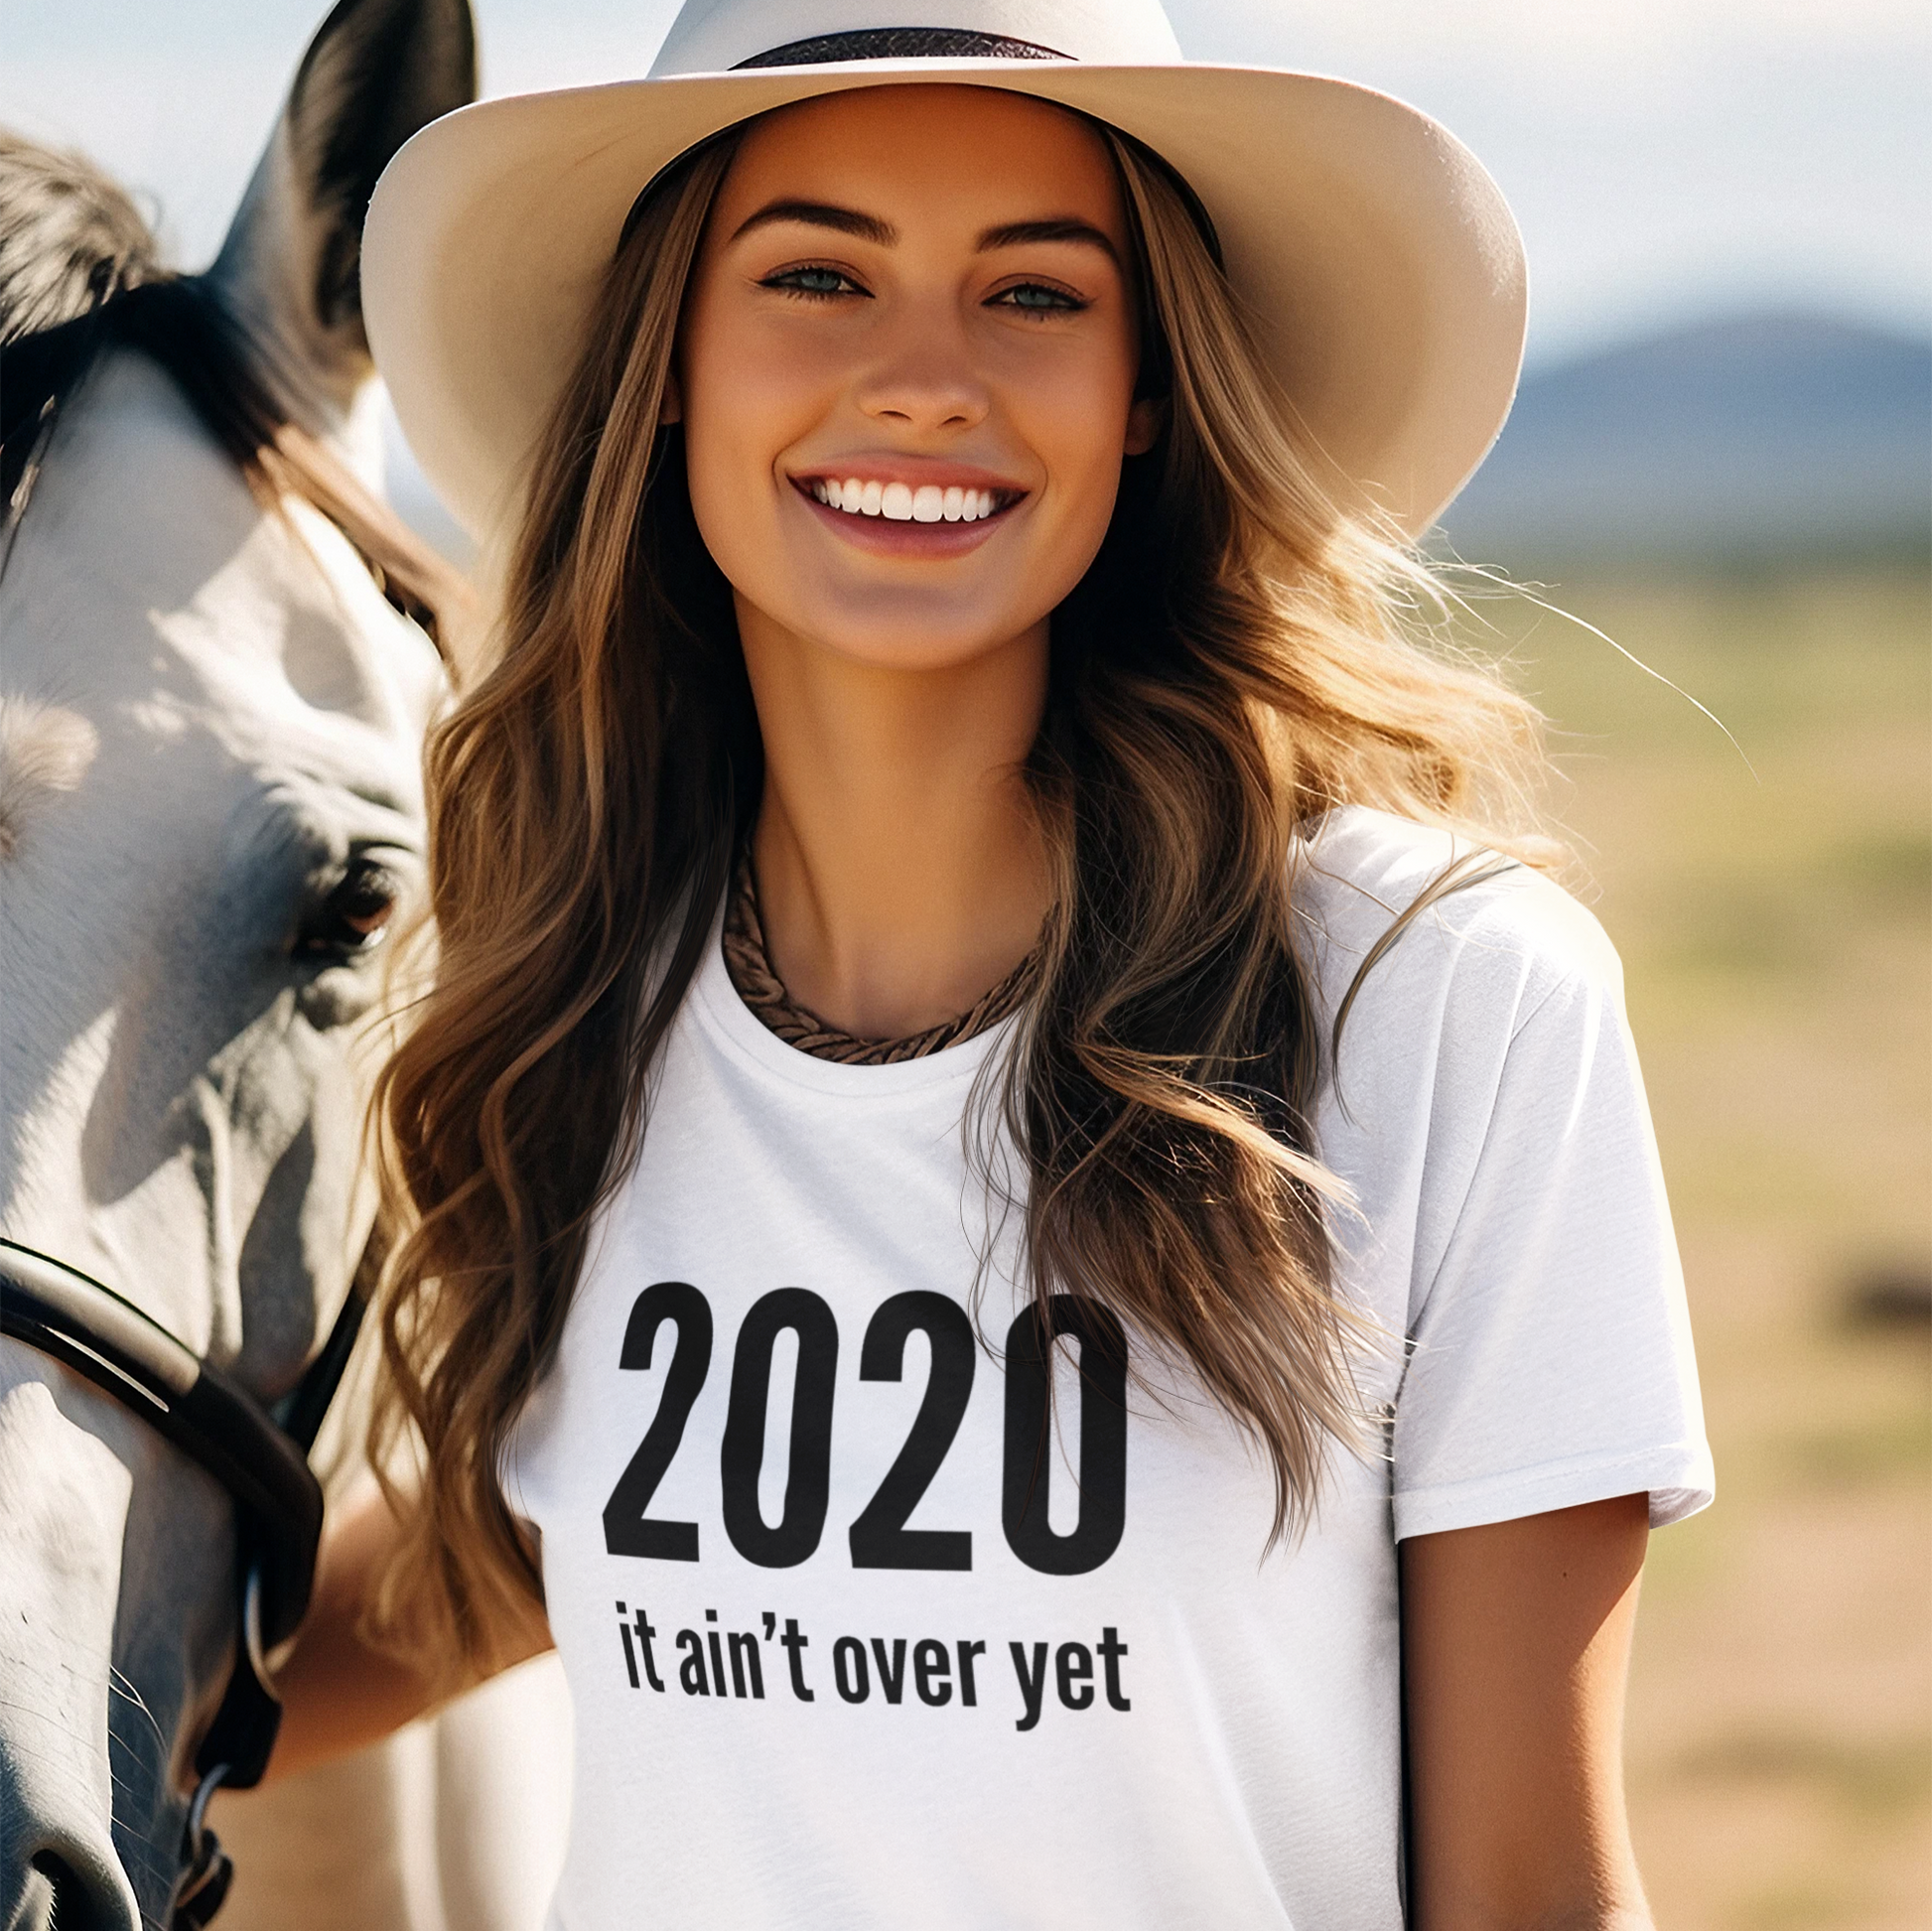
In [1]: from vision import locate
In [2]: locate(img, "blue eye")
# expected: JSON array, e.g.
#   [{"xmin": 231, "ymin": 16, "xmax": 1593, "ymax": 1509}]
[
  {"xmin": 763, "ymin": 266, "xmax": 861, "ymax": 298},
  {"xmin": 995, "ymin": 283, "xmax": 1084, "ymax": 314}
]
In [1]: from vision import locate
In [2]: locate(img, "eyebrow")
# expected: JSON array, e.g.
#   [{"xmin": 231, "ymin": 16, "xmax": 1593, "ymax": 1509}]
[
  {"xmin": 731, "ymin": 200, "xmax": 897, "ymax": 245},
  {"xmin": 976, "ymin": 217, "xmax": 1120, "ymax": 265},
  {"xmin": 730, "ymin": 201, "xmax": 1120, "ymax": 265}
]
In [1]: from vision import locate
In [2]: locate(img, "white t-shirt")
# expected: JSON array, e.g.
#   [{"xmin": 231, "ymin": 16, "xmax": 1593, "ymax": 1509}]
[{"xmin": 508, "ymin": 806, "xmax": 1712, "ymax": 1930}]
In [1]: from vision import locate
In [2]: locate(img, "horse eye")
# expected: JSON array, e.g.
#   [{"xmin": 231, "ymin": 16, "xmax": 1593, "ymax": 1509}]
[{"xmin": 297, "ymin": 859, "xmax": 400, "ymax": 958}]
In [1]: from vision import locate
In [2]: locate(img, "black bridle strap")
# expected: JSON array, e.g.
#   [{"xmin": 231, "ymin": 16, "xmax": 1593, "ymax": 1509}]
[
  {"xmin": 0, "ymin": 1238, "xmax": 324, "ymax": 1633},
  {"xmin": 276, "ymin": 1232, "xmax": 374, "ymax": 1454},
  {"xmin": 0, "ymin": 1236, "xmax": 364, "ymax": 1788}
]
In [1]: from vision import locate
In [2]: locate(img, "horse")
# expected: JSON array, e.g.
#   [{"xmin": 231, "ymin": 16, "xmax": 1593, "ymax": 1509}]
[{"xmin": 0, "ymin": 2, "xmax": 571, "ymax": 1925}]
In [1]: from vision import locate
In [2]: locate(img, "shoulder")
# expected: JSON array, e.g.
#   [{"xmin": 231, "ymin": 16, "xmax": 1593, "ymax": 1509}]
[{"xmin": 1293, "ymin": 806, "xmax": 1623, "ymax": 1038}]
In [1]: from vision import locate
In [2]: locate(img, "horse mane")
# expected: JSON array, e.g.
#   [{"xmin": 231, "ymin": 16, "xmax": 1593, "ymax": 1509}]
[
  {"xmin": 0, "ymin": 131, "xmax": 469, "ymax": 665},
  {"xmin": 0, "ymin": 131, "xmax": 161, "ymax": 338}
]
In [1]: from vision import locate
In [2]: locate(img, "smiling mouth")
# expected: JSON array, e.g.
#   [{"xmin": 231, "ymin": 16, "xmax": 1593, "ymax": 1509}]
[{"xmin": 797, "ymin": 477, "xmax": 1023, "ymax": 523}]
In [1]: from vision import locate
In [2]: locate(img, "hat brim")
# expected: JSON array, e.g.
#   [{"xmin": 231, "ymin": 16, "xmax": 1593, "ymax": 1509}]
[{"xmin": 362, "ymin": 59, "xmax": 1526, "ymax": 545}]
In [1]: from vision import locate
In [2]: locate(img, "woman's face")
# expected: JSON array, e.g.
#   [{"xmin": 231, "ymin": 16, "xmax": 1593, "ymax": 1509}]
[{"xmin": 676, "ymin": 85, "xmax": 1159, "ymax": 675}]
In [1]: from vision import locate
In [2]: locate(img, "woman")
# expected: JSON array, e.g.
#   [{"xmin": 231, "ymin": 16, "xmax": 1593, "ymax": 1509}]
[{"xmin": 276, "ymin": 5, "xmax": 1712, "ymax": 1924}]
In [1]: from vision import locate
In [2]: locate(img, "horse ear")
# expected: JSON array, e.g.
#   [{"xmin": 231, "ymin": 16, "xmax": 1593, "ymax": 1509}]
[{"xmin": 207, "ymin": 0, "xmax": 477, "ymax": 419}]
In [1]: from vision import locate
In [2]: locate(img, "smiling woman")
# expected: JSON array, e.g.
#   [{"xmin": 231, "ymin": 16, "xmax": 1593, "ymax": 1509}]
[
  {"xmin": 673, "ymin": 87, "xmax": 1160, "ymax": 1032},
  {"xmin": 680, "ymin": 93, "xmax": 1152, "ymax": 626},
  {"xmin": 267, "ymin": 6, "xmax": 1713, "ymax": 1928}
]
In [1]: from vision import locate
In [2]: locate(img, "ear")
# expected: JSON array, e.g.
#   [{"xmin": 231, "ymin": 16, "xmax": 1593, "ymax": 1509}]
[
  {"xmin": 206, "ymin": 0, "xmax": 477, "ymax": 425},
  {"xmin": 1124, "ymin": 396, "xmax": 1165, "ymax": 458}
]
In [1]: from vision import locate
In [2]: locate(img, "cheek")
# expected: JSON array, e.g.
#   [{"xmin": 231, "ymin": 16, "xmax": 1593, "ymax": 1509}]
[
  {"xmin": 678, "ymin": 308, "xmax": 816, "ymax": 536},
  {"xmin": 1024, "ymin": 356, "xmax": 1138, "ymax": 536}
]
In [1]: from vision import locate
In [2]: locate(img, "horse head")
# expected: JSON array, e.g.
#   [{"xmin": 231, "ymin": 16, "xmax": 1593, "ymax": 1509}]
[{"xmin": 0, "ymin": 3, "xmax": 475, "ymax": 1923}]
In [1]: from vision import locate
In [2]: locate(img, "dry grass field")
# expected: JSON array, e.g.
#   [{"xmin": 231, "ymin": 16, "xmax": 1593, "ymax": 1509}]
[{"xmin": 1470, "ymin": 563, "xmax": 1931, "ymax": 1928}]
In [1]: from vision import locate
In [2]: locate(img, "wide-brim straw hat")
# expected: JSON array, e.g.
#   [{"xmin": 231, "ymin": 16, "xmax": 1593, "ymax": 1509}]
[{"xmin": 363, "ymin": 0, "xmax": 1527, "ymax": 547}]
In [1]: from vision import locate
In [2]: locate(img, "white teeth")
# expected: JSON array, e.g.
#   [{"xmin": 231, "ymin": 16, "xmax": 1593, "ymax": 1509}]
[{"xmin": 809, "ymin": 479, "xmax": 1005, "ymax": 522}]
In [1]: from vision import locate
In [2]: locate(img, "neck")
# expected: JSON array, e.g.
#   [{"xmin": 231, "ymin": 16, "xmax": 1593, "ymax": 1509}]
[{"xmin": 740, "ymin": 604, "xmax": 1052, "ymax": 1041}]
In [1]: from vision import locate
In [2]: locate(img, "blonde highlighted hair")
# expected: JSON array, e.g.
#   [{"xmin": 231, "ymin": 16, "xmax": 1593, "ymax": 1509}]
[{"xmin": 370, "ymin": 109, "xmax": 1550, "ymax": 1678}]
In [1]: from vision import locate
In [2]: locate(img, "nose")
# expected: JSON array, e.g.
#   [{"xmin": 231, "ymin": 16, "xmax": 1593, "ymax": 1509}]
[
  {"xmin": 855, "ymin": 308, "xmax": 991, "ymax": 434},
  {"xmin": 0, "ymin": 1833, "xmax": 142, "ymax": 1931}
]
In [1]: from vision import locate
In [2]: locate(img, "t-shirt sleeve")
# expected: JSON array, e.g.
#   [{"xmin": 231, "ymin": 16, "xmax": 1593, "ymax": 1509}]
[{"xmin": 1388, "ymin": 904, "xmax": 1714, "ymax": 1542}]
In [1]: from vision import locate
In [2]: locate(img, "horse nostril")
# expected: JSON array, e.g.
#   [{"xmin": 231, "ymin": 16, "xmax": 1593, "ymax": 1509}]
[{"xmin": 20, "ymin": 1847, "xmax": 142, "ymax": 1931}]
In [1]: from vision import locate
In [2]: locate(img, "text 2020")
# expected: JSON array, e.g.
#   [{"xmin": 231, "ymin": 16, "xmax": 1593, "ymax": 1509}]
[{"xmin": 601, "ymin": 1286, "xmax": 1128, "ymax": 1575}]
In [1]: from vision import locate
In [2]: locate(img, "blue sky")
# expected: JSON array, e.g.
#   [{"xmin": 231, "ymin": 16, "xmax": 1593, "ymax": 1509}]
[{"xmin": 4, "ymin": 0, "xmax": 1926, "ymax": 365}]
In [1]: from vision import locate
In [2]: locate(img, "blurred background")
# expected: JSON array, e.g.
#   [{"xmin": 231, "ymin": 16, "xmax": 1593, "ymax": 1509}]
[{"xmin": 6, "ymin": 2, "xmax": 1927, "ymax": 1921}]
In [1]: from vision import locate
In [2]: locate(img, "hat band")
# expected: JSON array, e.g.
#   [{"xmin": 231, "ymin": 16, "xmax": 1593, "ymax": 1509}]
[
  {"xmin": 627, "ymin": 24, "xmax": 1223, "ymax": 274},
  {"xmin": 733, "ymin": 29, "xmax": 1071, "ymax": 69}
]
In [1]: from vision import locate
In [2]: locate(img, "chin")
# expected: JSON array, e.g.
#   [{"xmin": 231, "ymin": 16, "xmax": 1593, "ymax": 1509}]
[
  {"xmin": 764, "ymin": 567, "xmax": 1041, "ymax": 671},
  {"xmin": 801, "ymin": 611, "xmax": 1035, "ymax": 674}
]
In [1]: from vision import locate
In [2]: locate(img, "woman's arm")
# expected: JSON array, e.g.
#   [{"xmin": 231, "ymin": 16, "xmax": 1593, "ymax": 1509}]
[
  {"xmin": 263, "ymin": 1477, "xmax": 555, "ymax": 1785},
  {"xmin": 1401, "ymin": 1491, "xmax": 1653, "ymax": 1931}
]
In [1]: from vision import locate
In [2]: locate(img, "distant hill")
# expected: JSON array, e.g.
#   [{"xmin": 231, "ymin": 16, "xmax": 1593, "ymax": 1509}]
[{"xmin": 1442, "ymin": 314, "xmax": 1931, "ymax": 564}]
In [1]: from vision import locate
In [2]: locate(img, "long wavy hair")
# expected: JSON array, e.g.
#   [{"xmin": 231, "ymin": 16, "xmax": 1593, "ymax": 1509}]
[{"xmin": 369, "ymin": 112, "xmax": 1550, "ymax": 1675}]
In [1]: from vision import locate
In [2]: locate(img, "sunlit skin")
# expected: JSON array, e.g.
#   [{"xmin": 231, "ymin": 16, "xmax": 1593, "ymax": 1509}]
[
  {"xmin": 673, "ymin": 85, "xmax": 1157, "ymax": 1040},
  {"xmin": 269, "ymin": 84, "xmax": 1655, "ymax": 1929}
]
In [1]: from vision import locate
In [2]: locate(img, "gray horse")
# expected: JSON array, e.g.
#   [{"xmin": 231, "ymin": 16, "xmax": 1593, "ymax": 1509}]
[{"xmin": 0, "ymin": 2, "xmax": 570, "ymax": 1925}]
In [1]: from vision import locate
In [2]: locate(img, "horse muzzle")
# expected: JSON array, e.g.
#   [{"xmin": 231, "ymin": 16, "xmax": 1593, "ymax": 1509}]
[{"xmin": 1, "ymin": 1842, "xmax": 144, "ymax": 1931}]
